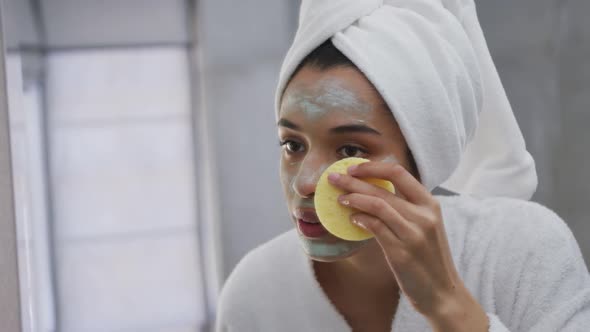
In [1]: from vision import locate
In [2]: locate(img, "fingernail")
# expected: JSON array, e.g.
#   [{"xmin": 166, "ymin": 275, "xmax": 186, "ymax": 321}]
[
  {"xmin": 339, "ymin": 197, "xmax": 350, "ymax": 206},
  {"xmin": 351, "ymin": 217, "xmax": 367, "ymax": 230},
  {"xmin": 328, "ymin": 173, "xmax": 340, "ymax": 182},
  {"xmin": 347, "ymin": 165, "xmax": 358, "ymax": 174}
]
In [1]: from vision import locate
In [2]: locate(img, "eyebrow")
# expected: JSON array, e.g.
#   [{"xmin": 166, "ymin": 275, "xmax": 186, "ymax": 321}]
[
  {"xmin": 277, "ymin": 118, "xmax": 382, "ymax": 136},
  {"xmin": 330, "ymin": 124, "xmax": 381, "ymax": 136},
  {"xmin": 277, "ymin": 118, "xmax": 300, "ymax": 130}
]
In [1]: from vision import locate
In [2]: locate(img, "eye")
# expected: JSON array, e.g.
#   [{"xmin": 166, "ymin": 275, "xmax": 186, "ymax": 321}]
[
  {"xmin": 338, "ymin": 145, "xmax": 368, "ymax": 158},
  {"xmin": 279, "ymin": 140, "xmax": 305, "ymax": 154}
]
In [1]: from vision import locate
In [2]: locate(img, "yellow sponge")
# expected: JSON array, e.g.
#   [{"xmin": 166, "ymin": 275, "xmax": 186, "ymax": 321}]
[{"xmin": 314, "ymin": 157, "xmax": 395, "ymax": 241}]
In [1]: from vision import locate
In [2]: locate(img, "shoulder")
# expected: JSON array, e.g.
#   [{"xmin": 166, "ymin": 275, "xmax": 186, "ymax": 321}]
[
  {"xmin": 437, "ymin": 194, "xmax": 572, "ymax": 248},
  {"xmin": 439, "ymin": 197, "xmax": 590, "ymax": 330},
  {"xmin": 216, "ymin": 229, "xmax": 301, "ymax": 328},
  {"xmin": 437, "ymin": 195, "xmax": 586, "ymax": 296},
  {"xmin": 436, "ymin": 194, "xmax": 583, "ymax": 285}
]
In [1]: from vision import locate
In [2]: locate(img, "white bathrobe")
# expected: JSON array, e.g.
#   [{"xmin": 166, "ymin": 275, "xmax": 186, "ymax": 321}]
[
  {"xmin": 216, "ymin": 195, "xmax": 590, "ymax": 331},
  {"xmin": 216, "ymin": 1, "xmax": 589, "ymax": 330}
]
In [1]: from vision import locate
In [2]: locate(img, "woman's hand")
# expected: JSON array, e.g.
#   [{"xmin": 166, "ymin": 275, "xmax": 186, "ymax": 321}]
[{"xmin": 327, "ymin": 161, "xmax": 489, "ymax": 332}]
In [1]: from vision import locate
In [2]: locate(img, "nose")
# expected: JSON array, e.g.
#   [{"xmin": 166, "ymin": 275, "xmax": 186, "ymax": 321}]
[
  {"xmin": 292, "ymin": 156, "xmax": 328, "ymax": 199},
  {"xmin": 292, "ymin": 174, "xmax": 316, "ymax": 198}
]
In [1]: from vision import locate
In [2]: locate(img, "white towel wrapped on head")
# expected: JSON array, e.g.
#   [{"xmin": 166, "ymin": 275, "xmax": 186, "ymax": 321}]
[{"xmin": 275, "ymin": 0, "xmax": 538, "ymax": 199}]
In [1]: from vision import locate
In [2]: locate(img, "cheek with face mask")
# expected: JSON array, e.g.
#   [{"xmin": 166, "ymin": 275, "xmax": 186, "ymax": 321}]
[
  {"xmin": 279, "ymin": 155, "xmax": 369, "ymax": 261},
  {"xmin": 279, "ymin": 154, "xmax": 401, "ymax": 262}
]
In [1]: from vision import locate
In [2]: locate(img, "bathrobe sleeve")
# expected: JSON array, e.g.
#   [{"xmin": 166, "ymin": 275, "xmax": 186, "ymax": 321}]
[{"xmin": 485, "ymin": 204, "xmax": 590, "ymax": 331}]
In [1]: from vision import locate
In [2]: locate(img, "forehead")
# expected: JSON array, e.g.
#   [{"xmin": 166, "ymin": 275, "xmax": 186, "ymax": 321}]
[{"xmin": 280, "ymin": 66, "xmax": 386, "ymax": 119}]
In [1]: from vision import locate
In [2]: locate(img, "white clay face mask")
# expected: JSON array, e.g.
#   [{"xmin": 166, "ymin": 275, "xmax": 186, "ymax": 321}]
[
  {"xmin": 380, "ymin": 155, "xmax": 399, "ymax": 164},
  {"xmin": 280, "ymin": 158, "xmax": 372, "ymax": 260},
  {"xmin": 278, "ymin": 79, "xmax": 393, "ymax": 260},
  {"xmin": 281, "ymin": 78, "xmax": 372, "ymax": 121},
  {"xmin": 300, "ymin": 237, "xmax": 371, "ymax": 260}
]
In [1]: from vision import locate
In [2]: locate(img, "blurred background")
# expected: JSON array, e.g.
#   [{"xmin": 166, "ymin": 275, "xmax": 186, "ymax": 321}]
[{"xmin": 0, "ymin": 0, "xmax": 587, "ymax": 332}]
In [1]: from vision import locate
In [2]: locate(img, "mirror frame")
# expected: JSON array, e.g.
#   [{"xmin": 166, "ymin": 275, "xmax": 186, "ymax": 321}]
[{"xmin": 0, "ymin": 1, "xmax": 24, "ymax": 331}]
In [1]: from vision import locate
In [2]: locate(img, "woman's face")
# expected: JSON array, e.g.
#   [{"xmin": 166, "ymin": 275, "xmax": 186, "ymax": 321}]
[{"xmin": 278, "ymin": 65, "xmax": 414, "ymax": 262}]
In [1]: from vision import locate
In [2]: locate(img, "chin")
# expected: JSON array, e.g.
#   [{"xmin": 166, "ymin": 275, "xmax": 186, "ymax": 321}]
[
  {"xmin": 296, "ymin": 233, "xmax": 371, "ymax": 262},
  {"xmin": 307, "ymin": 250, "xmax": 359, "ymax": 262}
]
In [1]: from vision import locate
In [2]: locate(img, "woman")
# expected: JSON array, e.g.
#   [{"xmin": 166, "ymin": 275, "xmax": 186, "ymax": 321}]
[{"xmin": 216, "ymin": 1, "xmax": 590, "ymax": 331}]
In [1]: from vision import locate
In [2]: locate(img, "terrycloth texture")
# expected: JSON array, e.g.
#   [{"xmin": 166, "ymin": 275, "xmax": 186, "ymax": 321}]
[
  {"xmin": 275, "ymin": 0, "xmax": 538, "ymax": 199},
  {"xmin": 437, "ymin": 1, "xmax": 537, "ymax": 198},
  {"xmin": 216, "ymin": 196, "xmax": 590, "ymax": 331}
]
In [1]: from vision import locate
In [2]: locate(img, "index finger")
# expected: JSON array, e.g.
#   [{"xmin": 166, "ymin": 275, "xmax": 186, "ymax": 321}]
[{"xmin": 348, "ymin": 161, "xmax": 432, "ymax": 206}]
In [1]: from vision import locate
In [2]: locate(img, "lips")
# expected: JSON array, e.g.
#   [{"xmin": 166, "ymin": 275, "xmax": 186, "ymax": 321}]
[
  {"xmin": 294, "ymin": 208, "xmax": 329, "ymax": 238},
  {"xmin": 294, "ymin": 209, "xmax": 320, "ymax": 224}
]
